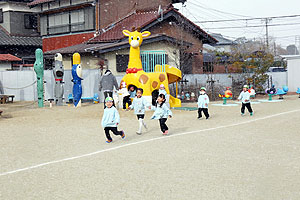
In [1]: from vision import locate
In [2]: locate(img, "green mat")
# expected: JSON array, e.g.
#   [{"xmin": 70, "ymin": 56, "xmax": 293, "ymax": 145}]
[{"xmin": 173, "ymin": 107, "xmax": 198, "ymax": 111}]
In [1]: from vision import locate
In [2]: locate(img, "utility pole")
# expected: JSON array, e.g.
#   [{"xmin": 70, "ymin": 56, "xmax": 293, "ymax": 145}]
[
  {"xmin": 295, "ymin": 35, "xmax": 300, "ymax": 55},
  {"xmin": 263, "ymin": 18, "xmax": 271, "ymax": 51}
]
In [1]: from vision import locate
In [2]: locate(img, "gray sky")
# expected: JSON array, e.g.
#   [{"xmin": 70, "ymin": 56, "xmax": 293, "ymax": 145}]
[{"xmin": 174, "ymin": 0, "xmax": 300, "ymax": 48}]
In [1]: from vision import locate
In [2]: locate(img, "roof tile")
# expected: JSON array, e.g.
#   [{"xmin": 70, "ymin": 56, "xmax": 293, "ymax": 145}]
[
  {"xmin": 0, "ymin": 26, "xmax": 42, "ymax": 46},
  {"xmin": 89, "ymin": 7, "xmax": 217, "ymax": 44},
  {"xmin": 0, "ymin": 54, "xmax": 22, "ymax": 61}
]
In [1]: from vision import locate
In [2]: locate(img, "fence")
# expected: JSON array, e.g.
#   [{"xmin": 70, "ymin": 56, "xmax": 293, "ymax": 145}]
[
  {"xmin": 0, "ymin": 69, "xmax": 102, "ymax": 102},
  {"xmin": 0, "ymin": 70, "xmax": 287, "ymax": 102}
]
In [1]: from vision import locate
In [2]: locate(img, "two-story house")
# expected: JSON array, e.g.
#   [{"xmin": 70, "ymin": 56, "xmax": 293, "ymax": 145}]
[
  {"xmin": 0, "ymin": 0, "xmax": 42, "ymax": 70},
  {"xmin": 0, "ymin": 0, "xmax": 42, "ymax": 68},
  {"xmin": 28, "ymin": 0, "xmax": 187, "ymax": 52},
  {"xmin": 28, "ymin": 0, "xmax": 217, "ymax": 74}
]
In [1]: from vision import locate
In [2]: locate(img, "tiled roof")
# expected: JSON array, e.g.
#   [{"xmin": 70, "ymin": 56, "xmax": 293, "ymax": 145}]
[
  {"xmin": 45, "ymin": 34, "xmax": 192, "ymax": 55},
  {"xmin": 0, "ymin": 26, "xmax": 42, "ymax": 46},
  {"xmin": 209, "ymin": 33, "xmax": 236, "ymax": 45},
  {"xmin": 89, "ymin": 8, "xmax": 217, "ymax": 44},
  {"xmin": 0, "ymin": 54, "xmax": 22, "ymax": 61},
  {"xmin": 28, "ymin": 0, "xmax": 54, "ymax": 6}
]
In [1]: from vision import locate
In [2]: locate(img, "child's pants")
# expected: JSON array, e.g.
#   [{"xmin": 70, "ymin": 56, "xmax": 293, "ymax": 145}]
[
  {"xmin": 137, "ymin": 114, "xmax": 146, "ymax": 133},
  {"xmin": 198, "ymin": 108, "xmax": 209, "ymax": 119},
  {"xmin": 123, "ymin": 95, "xmax": 131, "ymax": 109},
  {"xmin": 159, "ymin": 118, "xmax": 168, "ymax": 133},
  {"xmin": 104, "ymin": 127, "xmax": 122, "ymax": 140},
  {"xmin": 241, "ymin": 103, "xmax": 253, "ymax": 113}
]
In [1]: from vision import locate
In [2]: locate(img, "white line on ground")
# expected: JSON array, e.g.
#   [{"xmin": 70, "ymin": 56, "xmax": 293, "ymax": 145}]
[{"xmin": 1, "ymin": 109, "xmax": 300, "ymax": 177}]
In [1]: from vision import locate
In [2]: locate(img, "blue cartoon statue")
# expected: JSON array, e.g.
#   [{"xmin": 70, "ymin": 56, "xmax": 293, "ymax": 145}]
[{"xmin": 72, "ymin": 53, "xmax": 83, "ymax": 107}]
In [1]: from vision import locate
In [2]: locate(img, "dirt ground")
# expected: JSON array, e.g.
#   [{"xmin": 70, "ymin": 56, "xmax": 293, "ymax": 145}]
[{"xmin": 1, "ymin": 95, "xmax": 300, "ymax": 200}]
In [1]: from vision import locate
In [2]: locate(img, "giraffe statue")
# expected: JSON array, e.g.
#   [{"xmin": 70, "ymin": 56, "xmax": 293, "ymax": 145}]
[{"xmin": 121, "ymin": 28, "xmax": 182, "ymax": 107}]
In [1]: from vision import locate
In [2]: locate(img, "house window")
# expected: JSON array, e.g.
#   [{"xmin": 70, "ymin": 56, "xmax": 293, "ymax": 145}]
[
  {"xmin": 71, "ymin": 9, "xmax": 84, "ymax": 32},
  {"xmin": 48, "ymin": 13, "xmax": 70, "ymax": 34},
  {"xmin": 24, "ymin": 14, "xmax": 37, "ymax": 29},
  {"xmin": 141, "ymin": 51, "xmax": 168, "ymax": 72},
  {"xmin": 116, "ymin": 55, "xmax": 129, "ymax": 72},
  {"xmin": 0, "ymin": 9, "xmax": 3, "ymax": 23},
  {"xmin": 203, "ymin": 62, "xmax": 214, "ymax": 73},
  {"xmin": 44, "ymin": 7, "xmax": 94, "ymax": 35}
]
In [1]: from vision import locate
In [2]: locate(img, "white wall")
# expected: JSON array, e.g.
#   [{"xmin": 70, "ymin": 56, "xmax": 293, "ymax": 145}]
[
  {"xmin": 0, "ymin": 62, "xmax": 11, "ymax": 71},
  {"xmin": 286, "ymin": 56, "xmax": 300, "ymax": 92},
  {"xmin": 0, "ymin": 69, "xmax": 102, "ymax": 101},
  {"xmin": 0, "ymin": 70, "xmax": 289, "ymax": 102}
]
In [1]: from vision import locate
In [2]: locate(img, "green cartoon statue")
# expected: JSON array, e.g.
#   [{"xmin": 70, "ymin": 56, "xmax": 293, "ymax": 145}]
[{"xmin": 34, "ymin": 48, "xmax": 44, "ymax": 107}]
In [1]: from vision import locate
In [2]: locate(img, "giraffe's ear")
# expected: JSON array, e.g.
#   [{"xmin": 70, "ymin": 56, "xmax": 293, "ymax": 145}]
[
  {"xmin": 141, "ymin": 31, "xmax": 151, "ymax": 38},
  {"xmin": 123, "ymin": 30, "xmax": 131, "ymax": 37}
]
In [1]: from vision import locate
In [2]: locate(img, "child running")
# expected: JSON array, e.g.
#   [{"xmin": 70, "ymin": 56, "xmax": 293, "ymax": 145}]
[
  {"xmin": 101, "ymin": 97, "xmax": 125, "ymax": 143},
  {"xmin": 238, "ymin": 85, "xmax": 253, "ymax": 116},
  {"xmin": 197, "ymin": 87, "xmax": 210, "ymax": 119},
  {"xmin": 129, "ymin": 88, "xmax": 151, "ymax": 135},
  {"xmin": 151, "ymin": 93, "xmax": 172, "ymax": 135}
]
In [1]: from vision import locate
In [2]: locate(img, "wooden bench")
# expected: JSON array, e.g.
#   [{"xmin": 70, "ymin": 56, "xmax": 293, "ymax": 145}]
[{"xmin": 0, "ymin": 95, "xmax": 15, "ymax": 104}]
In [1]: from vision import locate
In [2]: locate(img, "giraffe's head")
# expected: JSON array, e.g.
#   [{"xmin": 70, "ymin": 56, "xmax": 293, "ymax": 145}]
[{"xmin": 122, "ymin": 27, "xmax": 151, "ymax": 48}]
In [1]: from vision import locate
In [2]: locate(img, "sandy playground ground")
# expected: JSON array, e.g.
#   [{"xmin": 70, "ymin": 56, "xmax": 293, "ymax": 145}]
[{"xmin": 1, "ymin": 95, "xmax": 300, "ymax": 199}]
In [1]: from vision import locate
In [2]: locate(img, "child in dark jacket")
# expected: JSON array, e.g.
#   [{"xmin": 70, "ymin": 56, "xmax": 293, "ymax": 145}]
[{"xmin": 151, "ymin": 94, "xmax": 172, "ymax": 135}]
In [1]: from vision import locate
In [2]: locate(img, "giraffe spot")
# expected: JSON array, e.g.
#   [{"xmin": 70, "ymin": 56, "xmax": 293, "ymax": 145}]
[
  {"xmin": 139, "ymin": 74, "xmax": 149, "ymax": 84},
  {"xmin": 159, "ymin": 74, "xmax": 166, "ymax": 82},
  {"xmin": 152, "ymin": 81, "xmax": 158, "ymax": 89}
]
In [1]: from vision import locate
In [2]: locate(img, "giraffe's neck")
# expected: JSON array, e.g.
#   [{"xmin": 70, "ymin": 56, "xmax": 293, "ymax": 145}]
[{"xmin": 128, "ymin": 46, "xmax": 143, "ymax": 69}]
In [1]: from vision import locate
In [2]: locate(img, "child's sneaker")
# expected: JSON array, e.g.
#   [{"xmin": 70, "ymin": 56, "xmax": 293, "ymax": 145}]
[
  {"xmin": 206, "ymin": 117, "xmax": 209, "ymax": 120},
  {"xmin": 198, "ymin": 117, "xmax": 202, "ymax": 120},
  {"xmin": 241, "ymin": 113, "xmax": 245, "ymax": 116},
  {"xmin": 121, "ymin": 131, "xmax": 125, "ymax": 139},
  {"xmin": 136, "ymin": 131, "xmax": 142, "ymax": 135},
  {"xmin": 250, "ymin": 112, "xmax": 253, "ymax": 116},
  {"xmin": 106, "ymin": 139, "xmax": 112, "ymax": 143},
  {"xmin": 163, "ymin": 130, "xmax": 168, "ymax": 135}
]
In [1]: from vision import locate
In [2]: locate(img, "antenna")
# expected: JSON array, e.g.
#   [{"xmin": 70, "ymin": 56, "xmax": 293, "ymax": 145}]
[{"xmin": 157, "ymin": 5, "xmax": 163, "ymax": 22}]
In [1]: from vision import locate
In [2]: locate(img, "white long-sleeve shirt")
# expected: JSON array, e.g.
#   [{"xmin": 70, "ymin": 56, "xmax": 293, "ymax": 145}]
[{"xmin": 238, "ymin": 91, "xmax": 251, "ymax": 104}]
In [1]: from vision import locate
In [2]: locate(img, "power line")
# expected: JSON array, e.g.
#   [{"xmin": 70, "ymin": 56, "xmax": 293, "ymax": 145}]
[
  {"xmin": 205, "ymin": 22, "xmax": 300, "ymax": 30},
  {"xmin": 188, "ymin": 1, "xmax": 251, "ymax": 18},
  {"xmin": 194, "ymin": 14, "xmax": 300, "ymax": 23}
]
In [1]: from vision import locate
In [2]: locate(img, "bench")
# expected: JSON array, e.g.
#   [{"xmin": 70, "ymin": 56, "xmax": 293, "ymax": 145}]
[{"xmin": 0, "ymin": 95, "xmax": 15, "ymax": 104}]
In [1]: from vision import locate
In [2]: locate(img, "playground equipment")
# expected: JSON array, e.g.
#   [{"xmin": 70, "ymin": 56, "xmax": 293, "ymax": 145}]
[
  {"xmin": 265, "ymin": 84, "xmax": 277, "ymax": 101},
  {"xmin": 219, "ymin": 87, "xmax": 233, "ymax": 105},
  {"xmin": 34, "ymin": 48, "xmax": 44, "ymax": 108},
  {"xmin": 296, "ymin": 88, "xmax": 300, "ymax": 98},
  {"xmin": 185, "ymin": 92, "xmax": 190, "ymax": 100},
  {"xmin": 53, "ymin": 53, "xmax": 64, "ymax": 106},
  {"xmin": 248, "ymin": 85, "xmax": 256, "ymax": 98},
  {"xmin": 71, "ymin": 53, "xmax": 83, "ymax": 107},
  {"xmin": 276, "ymin": 86, "xmax": 288, "ymax": 99},
  {"xmin": 120, "ymin": 28, "xmax": 182, "ymax": 107},
  {"xmin": 191, "ymin": 92, "xmax": 195, "ymax": 101}
]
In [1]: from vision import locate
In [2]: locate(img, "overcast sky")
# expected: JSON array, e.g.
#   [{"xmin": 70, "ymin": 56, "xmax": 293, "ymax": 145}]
[{"xmin": 174, "ymin": 0, "xmax": 300, "ymax": 48}]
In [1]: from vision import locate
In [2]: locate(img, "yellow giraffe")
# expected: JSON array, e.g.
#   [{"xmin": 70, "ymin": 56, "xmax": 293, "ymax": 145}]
[
  {"xmin": 122, "ymin": 28, "xmax": 150, "ymax": 72},
  {"xmin": 121, "ymin": 28, "xmax": 182, "ymax": 107}
]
